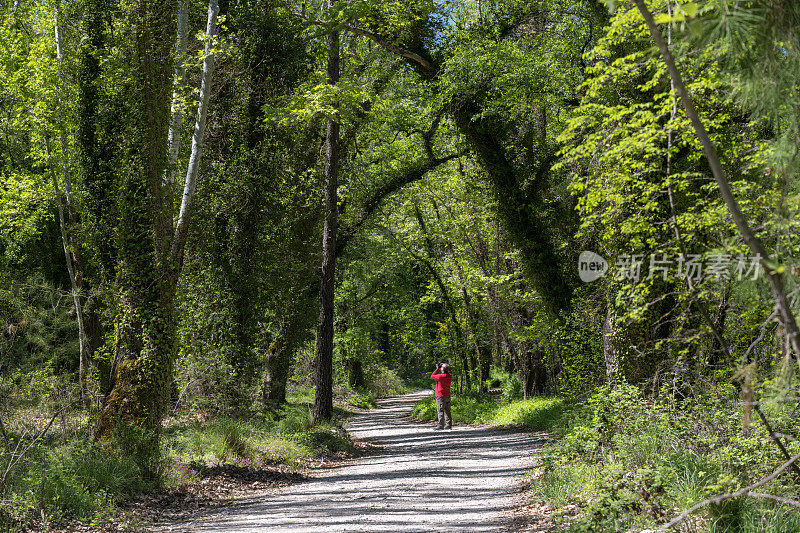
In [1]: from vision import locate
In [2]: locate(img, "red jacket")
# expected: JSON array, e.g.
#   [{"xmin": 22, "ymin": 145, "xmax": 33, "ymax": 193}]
[{"xmin": 431, "ymin": 369, "xmax": 452, "ymax": 397}]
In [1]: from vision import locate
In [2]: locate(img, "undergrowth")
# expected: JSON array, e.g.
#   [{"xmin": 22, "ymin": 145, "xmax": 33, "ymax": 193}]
[
  {"xmin": 529, "ymin": 381, "xmax": 800, "ymax": 532},
  {"xmin": 0, "ymin": 382, "xmax": 368, "ymax": 531},
  {"xmin": 411, "ymin": 393, "xmax": 564, "ymax": 430}
]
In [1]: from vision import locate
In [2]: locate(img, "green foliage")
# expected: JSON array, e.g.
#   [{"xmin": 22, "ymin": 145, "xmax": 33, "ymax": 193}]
[
  {"xmin": 488, "ymin": 397, "xmax": 563, "ymax": 429},
  {"xmin": 2, "ymin": 0, "xmax": 800, "ymax": 528},
  {"xmin": 533, "ymin": 381, "xmax": 800, "ymax": 532},
  {"xmin": 3, "ymin": 431, "xmax": 157, "ymax": 524},
  {"xmin": 163, "ymin": 404, "xmax": 354, "ymax": 471},
  {"xmin": 411, "ymin": 394, "xmax": 564, "ymax": 430},
  {"xmin": 275, "ymin": 404, "xmax": 314, "ymax": 435},
  {"xmin": 0, "ymin": 279, "xmax": 80, "ymax": 378},
  {"xmin": 411, "ymin": 394, "xmax": 498, "ymax": 424},
  {"xmin": 364, "ymin": 365, "xmax": 406, "ymax": 397},
  {"xmin": 485, "ymin": 368, "xmax": 523, "ymax": 402}
]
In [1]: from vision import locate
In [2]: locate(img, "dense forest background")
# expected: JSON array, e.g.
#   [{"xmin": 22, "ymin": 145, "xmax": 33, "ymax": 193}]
[{"xmin": 1, "ymin": 0, "xmax": 799, "ymax": 530}]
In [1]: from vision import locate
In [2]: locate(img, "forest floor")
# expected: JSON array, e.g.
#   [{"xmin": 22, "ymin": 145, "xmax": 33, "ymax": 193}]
[{"xmin": 152, "ymin": 390, "xmax": 548, "ymax": 532}]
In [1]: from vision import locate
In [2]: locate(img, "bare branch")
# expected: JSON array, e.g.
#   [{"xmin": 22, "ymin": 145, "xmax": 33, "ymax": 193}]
[
  {"xmin": 0, "ymin": 401, "xmax": 78, "ymax": 491},
  {"xmin": 753, "ymin": 404, "xmax": 800, "ymax": 478},
  {"xmin": 747, "ymin": 493, "xmax": 800, "ymax": 508},
  {"xmin": 342, "ymin": 25, "xmax": 436, "ymax": 76}
]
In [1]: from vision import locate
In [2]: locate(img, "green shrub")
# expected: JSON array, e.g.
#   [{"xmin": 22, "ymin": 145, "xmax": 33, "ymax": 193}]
[
  {"xmin": 348, "ymin": 388, "xmax": 377, "ymax": 409},
  {"xmin": 162, "ymin": 412, "xmax": 337, "ymax": 470},
  {"xmin": 304, "ymin": 426, "xmax": 354, "ymax": 454},
  {"xmin": 483, "ymin": 368, "xmax": 523, "ymax": 402},
  {"xmin": 501, "ymin": 375, "xmax": 524, "ymax": 403},
  {"xmin": 12, "ymin": 439, "xmax": 153, "ymax": 522},
  {"xmin": 365, "ymin": 365, "xmax": 405, "ymax": 397},
  {"xmin": 530, "ymin": 381, "xmax": 800, "ymax": 533},
  {"xmin": 276, "ymin": 404, "xmax": 313, "ymax": 434},
  {"xmin": 411, "ymin": 393, "xmax": 498, "ymax": 424},
  {"xmin": 411, "ymin": 396, "xmax": 438, "ymax": 420}
]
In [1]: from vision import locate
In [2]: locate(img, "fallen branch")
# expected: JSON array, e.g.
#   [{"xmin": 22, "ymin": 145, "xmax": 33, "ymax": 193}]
[
  {"xmin": 747, "ymin": 493, "xmax": 800, "ymax": 508},
  {"xmin": 654, "ymin": 450, "xmax": 800, "ymax": 531},
  {"xmin": 753, "ymin": 405, "xmax": 800, "ymax": 478}
]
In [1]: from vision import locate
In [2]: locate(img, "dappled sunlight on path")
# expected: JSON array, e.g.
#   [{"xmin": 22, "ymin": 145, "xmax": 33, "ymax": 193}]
[{"xmin": 172, "ymin": 391, "xmax": 542, "ymax": 532}]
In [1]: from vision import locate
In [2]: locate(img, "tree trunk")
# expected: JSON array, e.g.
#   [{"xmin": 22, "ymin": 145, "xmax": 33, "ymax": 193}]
[
  {"xmin": 262, "ymin": 333, "xmax": 292, "ymax": 409},
  {"xmin": 52, "ymin": 6, "xmax": 91, "ymax": 403},
  {"xmin": 262, "ymin": 309, "xmax": 312, "ymax": 409},
  {"xmin": 450, "ymin": 98, "xmax": 572, "ymax": 316},
  {"xmin": 96, "ymin": 0, "xmax": 178, "ymax": 441},
  {"xmin": 479, "ymin": 344, "xmax": 491, "ymax": 392},
  {"xmin": 603, "ymin": 304, "xmax": 618, "ymax": 380},
  {"xmin": 97, "ymin": 0, "xmax": 217, "ymax": 443},
  {"xmin": 45, "ymin": 137, "xmax": 89, "ymax": 402},
  {"xmin": 345, "ymin": 358, "xmax": 365, "ymax": 389},
  {"xmin": 313, "ymin": 0, "xmax": 340, "ymax": 424},
  {"xmin": 520, "ymin": 346, "xmax": 534, "ymax": 399},
  {"xmin": 526, "ymin": 349, "xmax": 547, "ymax": 396},
  {"xmin": 171, "ymin": 0, "xmax": 219, "ymax": 267}
]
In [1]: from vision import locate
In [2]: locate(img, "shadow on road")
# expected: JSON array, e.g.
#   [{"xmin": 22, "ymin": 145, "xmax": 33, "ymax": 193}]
[{"xmin": 181, "ymin": 390, "xmax": 542, "ymax": 533}]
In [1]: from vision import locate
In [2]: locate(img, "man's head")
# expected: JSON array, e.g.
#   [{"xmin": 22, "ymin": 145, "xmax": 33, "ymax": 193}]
[{"xmin": 440, "ymin": 363, "xmax": 450, "ymax": 374}]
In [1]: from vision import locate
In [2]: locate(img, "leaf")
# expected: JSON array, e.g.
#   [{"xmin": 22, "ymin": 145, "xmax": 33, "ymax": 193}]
[{"xmin": 654, "ymin": 13, "xmax": 685, "ymax": 24}]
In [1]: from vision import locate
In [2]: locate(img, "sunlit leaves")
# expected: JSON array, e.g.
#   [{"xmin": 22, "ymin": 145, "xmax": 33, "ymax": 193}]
[{"xmin": 264, "ymin": 79, "xmax": 371, "ymax": 126}]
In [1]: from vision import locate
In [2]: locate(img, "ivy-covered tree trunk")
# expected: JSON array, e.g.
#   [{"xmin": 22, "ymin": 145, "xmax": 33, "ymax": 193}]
[
  {"xmin": 97, "ymin": 0, "xmax": 218, "ymax": 441},
  {"xmin": 262, "ymin": 337, "xmax": 291, "ymax": 409},
  {"xmin": 450, "ymin": 100, "xmax": 572, "ymax": 316},
  {"xmin": 312, "ymin": 0, "xmax": 340, "ymax": 424},
  {"xmin": 96, "ymin": 0, "xmax": 178, "ymax": 440},
  {"xmin": 262, "ymin": 316, "xmax": 306, "ymax": 409}
]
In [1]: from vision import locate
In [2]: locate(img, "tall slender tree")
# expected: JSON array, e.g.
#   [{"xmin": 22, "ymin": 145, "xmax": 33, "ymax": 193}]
[{"xmin": 313, "ymin": 0, "xmax": 341, "ymax": 423}]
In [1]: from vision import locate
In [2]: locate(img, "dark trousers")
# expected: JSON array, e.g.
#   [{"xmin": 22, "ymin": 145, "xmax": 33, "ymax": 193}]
[{"xmin": 436, "ymin": 396, "xmax": 452, "ymax": 428}]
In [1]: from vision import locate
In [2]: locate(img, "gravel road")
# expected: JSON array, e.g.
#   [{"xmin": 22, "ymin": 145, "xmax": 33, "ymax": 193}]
[{"xmin": 171, "ymin": 390, "xmax": 542, "ymax": 532}]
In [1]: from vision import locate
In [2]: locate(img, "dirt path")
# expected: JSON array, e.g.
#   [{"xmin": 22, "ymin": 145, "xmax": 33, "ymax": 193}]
[{"xmin": 168, "ymin": 391, "xmax": 542, "ymax": 532}]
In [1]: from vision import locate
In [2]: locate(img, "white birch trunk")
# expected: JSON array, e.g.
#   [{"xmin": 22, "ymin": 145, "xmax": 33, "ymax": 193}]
[
  {"xmin": 170, "ymin": 0, "xmax": 219, "ymax": 265},
  {"xmin": 53, "ymin": 6, "xmax": 89, "ymax": 400},
  {"xmin": 165, "ymin": 0, "xmax": 189, "ymax": 186}
]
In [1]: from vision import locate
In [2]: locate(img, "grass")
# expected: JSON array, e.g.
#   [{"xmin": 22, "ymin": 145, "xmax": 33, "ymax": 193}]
[
  {"xmin": 163, "ymin": 400, "xmax": 357, "ymax": 470},
  {"xmin": 0, "ymin": 390, "xmax": 363, "ymax": 531},
  {"xmin": 410, "ymin": 393, "xmax": 565, "ymax": 430},
  {"xmin": 526, "ymin": 382, "xmax": 800, "ymax": 533},
  {"xmin": 487, "ymin": 397, "xmax": 564, "ymax": 428}
]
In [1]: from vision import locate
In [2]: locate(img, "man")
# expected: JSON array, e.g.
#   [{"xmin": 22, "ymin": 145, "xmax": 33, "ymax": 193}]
[{"xmin": 431, "ymin": 362, "xmax": 452, "ymax": 430}]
